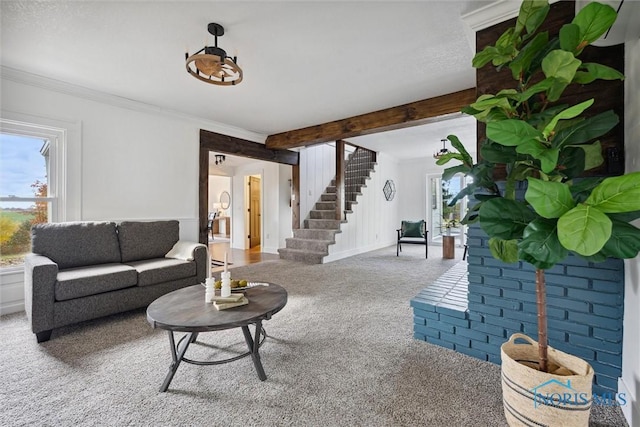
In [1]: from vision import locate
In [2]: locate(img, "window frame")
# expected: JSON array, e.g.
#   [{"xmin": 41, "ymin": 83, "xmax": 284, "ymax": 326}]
[{"xmin": 0, "ymin": 119, "xmax": 68, "ymax": 272}]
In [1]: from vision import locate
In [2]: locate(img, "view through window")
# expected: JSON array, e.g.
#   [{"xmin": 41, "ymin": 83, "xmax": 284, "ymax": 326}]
[
  {"xmin": 0, "ymin": 133, "xmax": 50, "ymax": 268},
  {"xmin": 430, "ymin": 175, "xmax": 465, "ymax": 242}
]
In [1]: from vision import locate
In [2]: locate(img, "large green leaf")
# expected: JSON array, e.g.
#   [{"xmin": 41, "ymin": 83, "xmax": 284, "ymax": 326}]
[
  {"xmin": 488, "ymin": 238, "xmax": 519, "ymax": 263},
  {"xmin": 516, "ymin": 0, "xmax": 550, "ymax": 37},
  {"xmin": 557, "ymin": 204, "xmax": 612, "ymax": 256},
  {"xmin": 442, "ymin": 165, "xmax": 469, "ymax": 182},
  {"xmin": 470, "ymin": 95, "xmax": 512, "ymax": 113},
  {"xmin": 585, "ymin": 171, "xmax": 640, "ymax": 213},
  {"xmin": 480, "ymin": 143, "xmax": 520, "ymax": 164},
  {"xmin": 572, "ymin": 2, "xmax": 617, "ymax": 51},
  {"xmin": 447, "ymin": 134, "xmax": 473, "ymax": 166},
  {"xmin": 556, "ymin": 146, "xmax": 586, "ymax": 179},
  {"xmin": 519, "ymin": 251, "xmax": 556, "ymax": 270},
  {"xmin": 559, "ymin": 23, "xmax": 580, "ymax": 53},
  {"xmin": 515, "ymin": 141, "xmax": 559, "ymax": 173},
  {"xmin": 518, "ymin": 218, "xmax": 568, "ymax": 267},
  {"xmin": 511, "ymin": 163, "xmax": 537, "ymax": 181},
  {"xmin": 461, "ymin": 202, "xmax": 483, "ymax": 225},
  {"xmin": 577, "ymin": 141, "xmax": 603, "ymax": 171},
  {"xmin": 578, "ymin": 251, "xmax": 608, "ymax": 263},
  {"xmin": 608, "ymin": 210, "xmax": 640, "ymax": 222},
  {"xmin": 601, "ymin": 220, "xmax": 640, "ymax": 259},
  {"xmin": 473, "ymin": 46, "xmax": 501, "ymax": 69},
  {"xmin": 569, "ymin": 177, "xmax": 604, "ymax": 203},
  {"xmin": 543, "ymin": 99, "xmax": 594, "ymax": 139},
  {"xmin": 526, "ymin": 37, "xmax": 561, "ymax": 82},
  {"xmin": 510, "ymin": 32, "xmax": 549, "ymax": 80},
  {"xmin": 517, "ymin": 78, "xmax": 553, "ymax": 104},
  {"xmin": 487, "ymin": 119, "xmax": 543, "ymax": 147},
  {"xmin": 449, "ymin": 185, "xmax": 477, "ymax": 207},
  {"xmin": 525, "ymin": 178, "xmax": 575, "ymax": 218},
  {"xmin": 473, "ymin": 28, "xmax": 518, "ymax": 68},
  {"xmin": 479, "ymin": 198, "xmax": 537, "ymax": 240},
  {"xmin": 552, "ymin": 110, "xmax": 619, "ymax": 149},
  {"xmin": 573, "ymin": 63, "xmax": 625, "ymax": 84},
  {"xmin": 542, "ymin": 50, "xmax": 582, "ymax": 83},
  {"xmin": 541, "ymin": 50, "xmax": 582, "ymax": 101},
  {"xmin": 528, "ymin": 104, "xmax": 569, "ymax": 128},
  {"xmin": 435, "ymin": 152, "xmax": 466, "ymax": 166}
]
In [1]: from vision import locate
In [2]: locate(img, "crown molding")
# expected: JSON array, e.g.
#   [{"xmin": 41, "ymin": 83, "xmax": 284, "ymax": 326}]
[
  {"xmin": 0, "ymin": 65, "xmax": 267, "ymax": 143},
  {"xmin": 461, "ymin": 0, "xmax": 521, "ymax": 33},
  {"xmin": 461, "ymin": 0, "xmax": 563, "ymax": 32}
]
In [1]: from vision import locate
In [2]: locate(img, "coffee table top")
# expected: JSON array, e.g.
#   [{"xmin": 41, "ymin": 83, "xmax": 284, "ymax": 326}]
[{"xmin": 147, "ymin": 283, "xmax": 288, "ymax": 333}]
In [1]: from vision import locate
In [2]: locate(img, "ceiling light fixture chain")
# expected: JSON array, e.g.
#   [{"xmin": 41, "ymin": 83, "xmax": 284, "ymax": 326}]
[{"xmin": 185, "ymin": 22, "xmax": 243, "ymax": 86}]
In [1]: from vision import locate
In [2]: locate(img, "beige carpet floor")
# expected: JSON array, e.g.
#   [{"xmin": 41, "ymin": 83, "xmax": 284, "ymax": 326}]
[{"xmin": 0, "ymin": 245, "xmax": 628, "ymax": 426}]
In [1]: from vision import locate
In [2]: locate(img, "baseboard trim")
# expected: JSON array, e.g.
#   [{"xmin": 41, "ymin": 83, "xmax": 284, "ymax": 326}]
[
  {"xmin": 619, "ymin": 376, "xmax": 639, "ymax": 426},
  {"xmin": 1, "ymin": 301, "xmax": 25, "ymax": 316}
]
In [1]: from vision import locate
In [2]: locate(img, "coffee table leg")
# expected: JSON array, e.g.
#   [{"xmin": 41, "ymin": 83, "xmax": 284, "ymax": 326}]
[
  {"xmin": 160, "ymin": 331, "xmax": 194, "ymax": 392},
  {"xmin": 242, "ymin": 322, "xmax": 267, "ymax": 381}
]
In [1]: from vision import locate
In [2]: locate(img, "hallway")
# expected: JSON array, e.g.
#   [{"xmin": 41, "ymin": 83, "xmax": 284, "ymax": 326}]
[{"xmin": 208, "ymin": 242, "xmax": 280, "ymax": 275}]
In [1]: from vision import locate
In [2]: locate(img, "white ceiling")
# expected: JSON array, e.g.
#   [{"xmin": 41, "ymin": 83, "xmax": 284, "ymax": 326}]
[{"xmin": 1, "ymin": 1, "xmax": 489, "ymax": 161}]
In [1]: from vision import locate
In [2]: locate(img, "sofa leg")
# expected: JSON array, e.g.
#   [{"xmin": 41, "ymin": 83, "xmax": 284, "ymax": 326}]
[{"xmin": 36, "ymin": 330, "xmax": 52, "ymax": 343}]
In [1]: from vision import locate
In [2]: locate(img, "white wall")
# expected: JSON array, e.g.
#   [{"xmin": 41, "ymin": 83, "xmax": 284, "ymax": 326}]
[
  {"xmin": 231, "ymin": 160, "xmax": 291, "ymax": 254},
  {"xmin": 0, "ymin": 76, "xmax": 267, "ymax": 314},
  {"xmin": 208, "ymin": 175, "xmax": 231, "ymax": 215},
  {"xmin": 620, "ymin": 36, "xmax": 640, "ymax": 427},
  {"xmin": 298, "ymin": 143, "xmax": 336, "ymax": 221},
  {"xmin": 325, "ymin": 152, "xmax": 401, "ymax": 261}
]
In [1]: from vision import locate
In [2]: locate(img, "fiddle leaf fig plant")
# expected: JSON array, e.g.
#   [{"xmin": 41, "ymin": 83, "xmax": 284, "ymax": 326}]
[{"xmin": 438, "ymin": 0, "xmax": 640, "ymax": 373}]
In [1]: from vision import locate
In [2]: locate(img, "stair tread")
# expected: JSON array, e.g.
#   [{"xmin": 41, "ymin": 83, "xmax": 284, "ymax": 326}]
[
  {"xmin": 300, "ymin": 227, "xmax": 343, "ymax": 232},
  {"xmin": 286, "ymin": 237, "xmax": 334, "ymax": 243},
  {"xmin": 278, "ymin": 248, "xmax": 327, "ymax": 256}
]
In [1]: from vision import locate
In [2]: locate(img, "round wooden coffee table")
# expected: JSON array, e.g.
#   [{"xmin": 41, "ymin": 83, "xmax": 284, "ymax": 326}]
[{"xmin": 147, "ymin": 283, "xmax": 287, "ymax": 392}]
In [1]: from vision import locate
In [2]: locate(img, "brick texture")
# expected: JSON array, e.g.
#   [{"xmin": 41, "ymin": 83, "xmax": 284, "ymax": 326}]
[{"xmin": 411, "ymin": 221, "xmax": 624, "ymax": 395}]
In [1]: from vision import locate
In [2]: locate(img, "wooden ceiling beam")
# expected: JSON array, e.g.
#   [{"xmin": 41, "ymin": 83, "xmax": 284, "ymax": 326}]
[
  {"xmin": 200, "ymin": 129, "xmax": 299, "ymax": 166},
  {"xmin": 265, "ymin": 88, "xmax": 476, "ymax": 150}
]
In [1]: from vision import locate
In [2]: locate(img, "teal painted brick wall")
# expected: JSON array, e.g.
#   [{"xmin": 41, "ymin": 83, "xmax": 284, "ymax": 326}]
[{"xmin": 411, "ymin": 220, "xmax": 625, "ymax": 396}]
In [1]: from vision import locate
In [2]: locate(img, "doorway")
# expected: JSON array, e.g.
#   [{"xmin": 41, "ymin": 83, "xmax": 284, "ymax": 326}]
[
  {"xmin": 427, "ymin": 173, "xmax": 467, "ymax": 246},
  {"xmin": 247, "ymin": 175, "xmax": 261, "ymax": 248}
]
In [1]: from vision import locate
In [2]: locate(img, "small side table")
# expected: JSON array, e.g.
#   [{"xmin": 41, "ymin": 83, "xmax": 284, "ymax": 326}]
[{"xmin": 443, "ymin": 235, "xmax": 455, "ymax": 259}]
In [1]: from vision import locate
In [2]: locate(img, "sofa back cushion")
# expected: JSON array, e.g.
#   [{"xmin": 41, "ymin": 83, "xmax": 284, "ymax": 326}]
[
  {"xmin": 31, "ymin": 222, "xmax": 121, "ymax": 269},
  {"xmin": 118, "ymin": 220, "xmax": 179, "ymax": 262}
]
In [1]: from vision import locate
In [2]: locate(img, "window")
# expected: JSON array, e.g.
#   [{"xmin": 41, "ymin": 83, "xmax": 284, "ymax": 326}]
[{"xmin": 0, "ymin": 120, "xmax": 65, "ymax": 269}]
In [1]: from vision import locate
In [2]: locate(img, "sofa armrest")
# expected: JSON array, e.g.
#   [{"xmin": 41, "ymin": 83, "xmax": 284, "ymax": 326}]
[
  {"xmin": 193, "ymin": 245, "xmax": 208, "ymax": 283},
  {"xmin": 24, "ymin": 253, "xmax": 58, "ymax": 334}
]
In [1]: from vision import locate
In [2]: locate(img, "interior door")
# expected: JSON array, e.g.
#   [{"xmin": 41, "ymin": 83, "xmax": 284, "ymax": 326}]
[{"xmin": 249, "ymin": 176, "xmax": 261, "ymax": 248}]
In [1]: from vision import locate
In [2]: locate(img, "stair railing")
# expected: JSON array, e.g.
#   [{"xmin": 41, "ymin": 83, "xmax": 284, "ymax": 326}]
[{"xmin": 334, "ymin": 140, "xmax": 377, "ymax": 220}]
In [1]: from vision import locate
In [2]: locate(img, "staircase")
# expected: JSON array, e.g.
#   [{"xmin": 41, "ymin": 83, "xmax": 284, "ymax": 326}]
[{"xmin": 278, "ymin": 149, "xmax": 376, "ymax": 264}]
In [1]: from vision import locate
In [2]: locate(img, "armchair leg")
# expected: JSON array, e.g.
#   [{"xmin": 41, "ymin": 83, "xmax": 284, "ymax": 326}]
[{"xmin": 36, "ymin": 330, "xmax": 52, "ymax": 343}]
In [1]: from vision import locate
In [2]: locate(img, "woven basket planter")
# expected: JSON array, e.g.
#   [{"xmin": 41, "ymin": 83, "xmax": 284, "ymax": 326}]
[{"xmin": 501, "ymin": 333, "xmax": 594, "ymax": 427}]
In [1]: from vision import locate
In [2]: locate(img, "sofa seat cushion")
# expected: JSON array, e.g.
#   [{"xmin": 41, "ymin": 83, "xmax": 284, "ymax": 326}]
[
  {"xmin": 126, "ymin": 258, "xmax": 196, "ymax": 287},
  {"xmin": 399, "ymin": 237, "xmax": 426, "ymax": 243},
  {"xmin": 55, "ymin": 264, "xmax": 138, "ymax": 301}
]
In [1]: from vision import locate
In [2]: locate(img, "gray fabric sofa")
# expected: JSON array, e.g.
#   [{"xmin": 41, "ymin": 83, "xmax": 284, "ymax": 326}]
[{"xmin": 24, "ymin": 220, "xmax": 207, "ymax": 342}]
